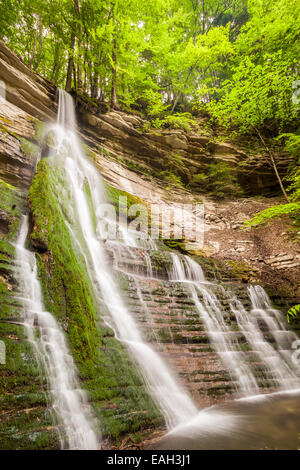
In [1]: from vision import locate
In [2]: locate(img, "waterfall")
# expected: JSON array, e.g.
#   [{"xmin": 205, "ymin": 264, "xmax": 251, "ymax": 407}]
[
  {"xmin": 14, "ymin": 216, "xmax": 99, "ymax": 449},
  {"xmin": 169, "ymin": 254, "xmax": 259, "ymax": 394},
  {"xmin": 168, "ymin": 253, "xmax": 300, "ymax": 394},
  {"xmin": 52, "ymin": 89, "xmax": 198, "ymax": 429},
  {"xmin": 47, "ymin": 89, "xmax": 299, "ymax": 440},
  {"xmin": 233, "ymin": 285, "xmax": 300, "ymax": 389}
]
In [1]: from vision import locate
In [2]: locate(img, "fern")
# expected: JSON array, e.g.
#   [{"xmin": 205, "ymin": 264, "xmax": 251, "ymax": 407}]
[
  {"xmin": 287, "ymin": 304, "xmax": 300, "ymax": 323},
  {"xmin": 243, "ymin": 203, "xmax": 300, "ymax": 228}
]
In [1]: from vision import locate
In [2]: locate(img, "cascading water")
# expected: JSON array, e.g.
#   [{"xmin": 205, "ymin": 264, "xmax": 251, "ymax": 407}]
[
  {"xmin": 46, "ymin": 89, "xmax": 299, "ymax": 443},
  {"xmin": 15, "ymin": 216, "xmax": 99, "ymax": 450},
  {"xmin": 168, "ymin": 253, "xmax": 300, "ymax": 394},
  {"xmin": 169, "ymin": 254, "xmax": 259, "ymax": 394},
  {"xmin": 51, "ymin": 89, "xmax": 198, "ymax": 429},
  {"xmin": 232, "ymin": 285, "xmax": 300, "ymax": 389}
]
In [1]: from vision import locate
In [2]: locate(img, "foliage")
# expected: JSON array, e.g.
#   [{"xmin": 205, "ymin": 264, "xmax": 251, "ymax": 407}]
[
  {"xmin": 243, "ymin": 202, "xmax": 300, "ymax": 232},
  {"xmin": 205, "ymin": 0, "xmax": 300, "ymax": 132},
  {"xmin": 278, "ymin": 133, "xmax": 300, "ymax": 159},
  {"xmin": 279, "ymin": 133, "xmax": 300, "ymax": 202},
  {"xmin": 0, "ymin": 0, "xmax": 246, "ymax": 119},
  {"xmin": 1, "ymin": 0, "xmax": 299, "ymax": 227},
  {"xmin": 1, "ymin": 0, "xmax": 298, "ymax": 125},
  {"xmin": 152, "ymin": 113, "xmax": 195, "ymax": 132},
  {"xmin": 159, "ymin": 170, "xmax": 184, "ymax": 188},
  {"xmin": 287, "ymin": 304, "xmax": 300, "ymax": 323}
]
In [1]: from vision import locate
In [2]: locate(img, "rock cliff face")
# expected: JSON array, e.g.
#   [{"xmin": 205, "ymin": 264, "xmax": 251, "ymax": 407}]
[
  {"xmin": 0, "ymin": 99, "xmax": 37, "ymax": 189},
  {"xmin": 0, "ymin": 40, "xmax": 293, "ymax": 198},
  {"xmin": 0, "ymin": 41, "xmax": 56, "ymax": 121},
  {"xmin": 0, "ymin": 40, "xmax": 299, "ymax": 449},
  {"xmin": 80, "ymin": 108, "xmax": 291, "ymax": 197}
]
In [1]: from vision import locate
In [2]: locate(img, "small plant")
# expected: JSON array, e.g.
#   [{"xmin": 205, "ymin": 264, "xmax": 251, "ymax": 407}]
[
  {"xmin": 99, "ymin": 145, "xmax": 111, "ymax": 157},
  {"xmin": 152, "ymin": 113, "xmax": 195, "ymax": 132},
  {"xmin": 159, "ymin": 170, "xmax": 184, "ymax": 188},
  {"xmin": 287, "ymin": 304, "xmax": 300, "ymax": 323}
]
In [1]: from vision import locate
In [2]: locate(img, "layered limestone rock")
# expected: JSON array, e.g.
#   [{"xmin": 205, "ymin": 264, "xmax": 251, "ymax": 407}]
[
  {"xmin": 79, "ymin": 107, "xmax": 292, "ymax": 197},
  {"xmin": 90, "ymin": 152, "xmax": 300, "ymax": 303},
  {"xmin": 111, "ymin": 248, "xmax": 297, "ymax": 407},
  {"xmin": 0, "ymin": 38, "xmax": 294, "ymax": 201},
  {"xmin": 0, "ymin": 98, "xmax": 37, "ymax": 189}
]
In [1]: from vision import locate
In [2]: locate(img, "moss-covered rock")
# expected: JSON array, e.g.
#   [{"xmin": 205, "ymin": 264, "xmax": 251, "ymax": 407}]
[{"xmin": 28, "ymin": 158, "xmax": 163, "ymax": 444}]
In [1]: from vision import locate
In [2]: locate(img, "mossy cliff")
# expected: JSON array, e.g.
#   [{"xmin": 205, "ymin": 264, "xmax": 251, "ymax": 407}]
[
  {"xmin": 0, "ymin": 179, "xmax": 59, "ymax": 450},
  {"xmin": 28, "ymin": 158, "xmax": 163, "ymax": 445}
]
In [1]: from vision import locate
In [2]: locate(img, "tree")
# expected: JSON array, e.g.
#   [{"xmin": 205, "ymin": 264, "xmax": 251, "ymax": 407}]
[{"xmin": 206, "ymin": 0, "xmax": 300, "ymax": 200}]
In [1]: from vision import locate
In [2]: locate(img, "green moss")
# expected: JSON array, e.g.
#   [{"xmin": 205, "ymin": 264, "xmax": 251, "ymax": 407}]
[
  {"xmin": 105, "ymin": 182, "xmax": 151, "ymax": 234},
  {"xmin": 105, "ymin": 183, "xmax": 146, "ymax": 212},
  {"xmin": 225, "ymin": 260, "xmax": 253, "ymax": 280},
  {"xmin": 163, "ymin": 239, "xmax": 186, "ymax": 253},
  {"xmin": 0, "ymin": 179, "xmax": 24, "ymax": 239},
  {"xmin": 20, "ymin": 138, "xmax": 40, "ymax": 161},
  {"xmin": 34, "ymin": 121, "xmax": 47, "ymax": 142},
  {"xmin": 28, "ymin": 159, "xmax": 163, "ymax": 442}
]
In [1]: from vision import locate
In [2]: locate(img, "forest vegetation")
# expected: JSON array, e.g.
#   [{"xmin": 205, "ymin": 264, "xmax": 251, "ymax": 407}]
[{"xmin": 1, "ymin": 0, "xmax": 299, "ymax": 227}]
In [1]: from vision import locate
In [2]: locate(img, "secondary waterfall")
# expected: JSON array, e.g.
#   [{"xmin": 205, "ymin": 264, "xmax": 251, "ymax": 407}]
[
  {"xmin": 233, "ymin": 285, "xmax": 300, "ymax": 389},
  {"xmin": 168, "ymin": 253, "xmax": 300, "ymax": 394},
  {"xmin": 52, "ymin": 89, "xmax": 198, "ymax": 429},
  {"xmin": 15, "ymin": 216, "xmax": 99, "ymax": 450}
]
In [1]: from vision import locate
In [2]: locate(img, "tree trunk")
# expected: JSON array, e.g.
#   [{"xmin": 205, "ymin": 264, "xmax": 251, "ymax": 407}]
[
  {"xmin": 91, "ymin": 49, "xmax": 101, "ymax": 99},
  {"xmin": 77, "ymin": 39, "xmax": 83, "ymax": 91},
  {"xmin": 171, "ymin": 90, "xmax": 182, "ymax": 114},
  {"xmin": 74, "ymin": 0, "xmax": 83, "ymax": 91},
  {"xmin": 29, "ymin": 23, "xmax": 38, "ymax": 69},
  {"xmin": 72, "ymin": 62, "xmax": 77, "ymax": 90},
  {"xmin": 171, "ymin": 67, "xmax": 194, "ymax": 114},
  {"xmin": 34, "ymin": 15, "xmax": 43, "ymax": 71},
  {"xmin": 111, "ymin": 41, "xmax": 118, "ymax": 109},
  {"xmin": 91, "ymin": 72, "xmax": 99, "ymax": 99},
  {"xmin": 254, "ymin": 126, "xmax": 290, "ymax": 202},
  {"xmin": 83, "ymin": 49, "xmax": 87, "ymax": 93},
  {"xmin": 51, "ymin": 40, "xmax": 60, "ymax": 83}
]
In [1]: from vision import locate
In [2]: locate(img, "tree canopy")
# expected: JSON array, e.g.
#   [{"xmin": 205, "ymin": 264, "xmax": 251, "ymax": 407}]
[
  {"xmin": 1, "ymin": 1, "xmax": 298, "ymax": 120},
  {"xmin": 0, "ymin": 0, "xmax": 299, "ymax": 208}
]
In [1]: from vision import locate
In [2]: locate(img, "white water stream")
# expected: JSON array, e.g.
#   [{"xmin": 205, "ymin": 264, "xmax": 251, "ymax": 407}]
[
  {"xmin": 15, "ymin": 216, "xmax": 99, "ymax": 449},
  {"xmin": 168, "ymin": 253, "xmax": 300, "ymax": 393},
  {"xmin": 51, "ymin": 90, "xmax": 198, "ymax": 429}
]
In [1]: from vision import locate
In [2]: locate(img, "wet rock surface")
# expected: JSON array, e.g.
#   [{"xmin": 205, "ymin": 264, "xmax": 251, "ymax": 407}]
[
  {"xmin": 0, "ymin": 40, "xmax": 56, "ymax": 121},
  {"xmin": 79, "ymin": 106, "xmax": 293, "ymax": 198},
  {"xmin": 148, "ymin": 391, "xmax": 300, "ymax": 450},
  {"xmin": 110, "ymin": 245, "xmax": 300, "ymax": 408}
]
